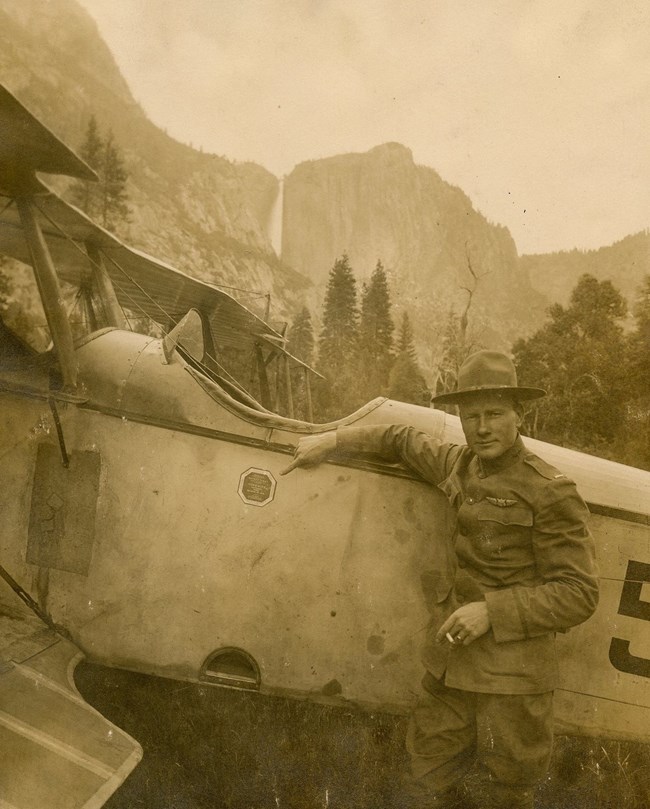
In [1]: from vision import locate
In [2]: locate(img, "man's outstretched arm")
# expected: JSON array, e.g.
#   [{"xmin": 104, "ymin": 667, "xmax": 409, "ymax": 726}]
[
  {"xmin": 280, "ymin": 431, "xmax": 337, "ymax": 475},
  {"xmin": 281, "ymin": 424, "xmax": 462, "ymax": 486}
]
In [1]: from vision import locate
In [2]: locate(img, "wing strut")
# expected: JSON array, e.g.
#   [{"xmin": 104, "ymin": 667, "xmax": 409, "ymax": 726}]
[
  {"xmin": 86, "ymin": 242, "xmax": 128, "ymax": 329},
  {"xmin": 303, "ymin": 366, "xmax": 314, "ymax": 422},
  {"xmin": 15, "ymin": 198, "xmax": 77, "ymax": 389},
  {"xmin": 284, "ymin": 355, "xmax": 294, "ymax": 418},
  {"xmin": 255, "ymin": 344, "xmax": 273, "ymax": 410},
  {"xmin": 0, "ymin": 560, "xmax": 61, "ymax": 635}
]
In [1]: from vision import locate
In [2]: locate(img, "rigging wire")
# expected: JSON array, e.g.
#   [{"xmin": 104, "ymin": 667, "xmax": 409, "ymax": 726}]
[
  {"xmin": 208, "ymin": 281, "xmax": 269, "ymax": 299},
  {"xmin": 30, "ymin": 199, "xmax": 274, "ymax": 395},
  {"xmin": 103, "ymin": 261, "xmax": 254, "ymax": 392}
]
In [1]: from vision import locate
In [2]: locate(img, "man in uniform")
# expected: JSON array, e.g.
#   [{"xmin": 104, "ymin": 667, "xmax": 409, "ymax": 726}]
[{"xmin": 282, "ymin": 350, "xmax": 599, "ymax": 809}]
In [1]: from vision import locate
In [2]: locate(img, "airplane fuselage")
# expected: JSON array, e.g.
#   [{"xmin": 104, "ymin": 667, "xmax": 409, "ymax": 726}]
[{"xmin": 1, "ymin": 328, "xmax": 649, "ymax": 742}]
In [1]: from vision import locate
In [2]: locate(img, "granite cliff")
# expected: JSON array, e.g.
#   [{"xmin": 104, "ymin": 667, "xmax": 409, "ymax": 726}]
[{"xmin": 282, "ymin": 144, "xmax": 548, "ymax": 359}]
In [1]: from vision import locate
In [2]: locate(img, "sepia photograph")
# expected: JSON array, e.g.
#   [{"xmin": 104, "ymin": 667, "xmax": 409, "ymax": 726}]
[{"xmin": 0, "ymin": 1, "xmax": 648, "ymax": 807}]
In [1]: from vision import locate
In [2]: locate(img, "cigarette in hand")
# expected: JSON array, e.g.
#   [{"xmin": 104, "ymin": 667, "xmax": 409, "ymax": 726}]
[{"xmin": 446, "ymin": 632, "xmax": 455, "ymax": 644}]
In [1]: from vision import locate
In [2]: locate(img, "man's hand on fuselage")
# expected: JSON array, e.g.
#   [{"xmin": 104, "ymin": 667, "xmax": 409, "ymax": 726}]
[
  {"xmin": 280, "ymin": 431, "xmax": 337, "ymax": 475},
  {"xmin": 436, "ymin": 601, "xmax": 491, "ymax": 647}
]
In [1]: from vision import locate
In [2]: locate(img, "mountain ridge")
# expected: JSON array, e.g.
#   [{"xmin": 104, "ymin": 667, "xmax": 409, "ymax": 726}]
[
  {"xmin": 1, "ymin": 0, "xmax": 647, "ymax": 362},
  {"xmin": 521, "ymin": 230, "xmax": 650, "ymax": 309},
  {"xmin": 0, "ymin": 0, "xmax": 309, "ymax": 328}
]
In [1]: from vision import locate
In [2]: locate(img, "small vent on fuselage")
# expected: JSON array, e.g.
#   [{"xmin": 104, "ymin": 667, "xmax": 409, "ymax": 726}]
[{"xmin": 200, "ymin": 647, "xmax": 261, "ymax": 691}]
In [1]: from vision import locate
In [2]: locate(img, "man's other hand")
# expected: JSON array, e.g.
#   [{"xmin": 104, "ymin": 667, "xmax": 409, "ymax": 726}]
[
  {"xmin": 436, "ymin": 601, "xmax": 491, "ymax": 646},
  {"xmin": 280, "ymin": 432, "xmax": 337, "ymax": 475}
]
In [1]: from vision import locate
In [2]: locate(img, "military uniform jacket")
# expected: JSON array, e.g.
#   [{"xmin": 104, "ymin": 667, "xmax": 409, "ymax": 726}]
[{"xmin": 336, "ymin": 424, "xmax": 599, "ymax": 695}]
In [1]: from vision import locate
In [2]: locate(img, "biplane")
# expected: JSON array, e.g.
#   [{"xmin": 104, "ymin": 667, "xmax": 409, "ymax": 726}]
[{"xmin": 0, "ymin": 84, "xmax": 649, "ymax": 809}]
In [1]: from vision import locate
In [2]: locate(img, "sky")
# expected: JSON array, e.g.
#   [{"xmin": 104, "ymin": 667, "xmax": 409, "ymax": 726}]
[{"xmin": 76, "ymin": 0, "xmax": 649, "ymax": 255}]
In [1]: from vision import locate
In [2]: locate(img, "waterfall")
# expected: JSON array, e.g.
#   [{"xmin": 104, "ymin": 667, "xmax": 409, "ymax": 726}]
[{"xmin": 267, "ymin": 178, "xmax": 283, "ymax": 256}]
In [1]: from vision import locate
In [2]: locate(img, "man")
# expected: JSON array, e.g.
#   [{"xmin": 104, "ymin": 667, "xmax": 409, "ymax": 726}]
[{"xmin": 282, "ymin": 350, "xmax": 599, "ymax": 809}]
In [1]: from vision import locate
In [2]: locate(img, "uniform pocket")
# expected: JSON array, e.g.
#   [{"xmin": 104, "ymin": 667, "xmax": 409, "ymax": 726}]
[
  {"xmin": 476, "ymin": 502, "xmax": 533, "ymax": 527},
  {"xmin": 420, "ymin": 569, "xmax": 453, "ymax": 606}
]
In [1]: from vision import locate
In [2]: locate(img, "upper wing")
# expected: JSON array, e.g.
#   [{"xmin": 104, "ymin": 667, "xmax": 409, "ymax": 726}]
[
  {"xmin": 0, "ymin": 82, "xmax": 316, "ymax": 376},
  {"xmin": 0, "ymin": 85, "xmax": 97, "ymax": 196},
  {"xmin": 0, "ymin": 188, "xmax": 296, "ymax": 357}
]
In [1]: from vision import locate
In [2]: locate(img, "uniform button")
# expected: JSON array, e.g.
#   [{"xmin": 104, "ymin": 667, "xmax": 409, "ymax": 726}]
[{"xmin": 466, "ymin": 497, "xmax": 474, "ymax": 504}]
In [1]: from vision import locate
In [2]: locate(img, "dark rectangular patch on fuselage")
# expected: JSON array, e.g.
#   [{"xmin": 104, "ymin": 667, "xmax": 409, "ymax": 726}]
[{"xmin": 27, "ymin": 443, "xmax": 101, "ymax": 575}]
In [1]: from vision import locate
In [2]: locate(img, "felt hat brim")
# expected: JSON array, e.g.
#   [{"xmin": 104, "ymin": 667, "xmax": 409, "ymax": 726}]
[{"xmin": 432, "ymin": 385, "xmax": 546, "ymax": 405}]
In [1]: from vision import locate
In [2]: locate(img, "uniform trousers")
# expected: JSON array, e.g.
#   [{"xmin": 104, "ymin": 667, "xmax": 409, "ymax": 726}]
[{"xmin": 405, "ymin": 671, "xmax": 553, "ymax": 808}]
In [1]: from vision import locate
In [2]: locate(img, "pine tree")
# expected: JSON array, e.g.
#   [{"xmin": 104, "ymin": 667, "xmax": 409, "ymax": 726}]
[
  {"xmin": 396, "ymin": 310, "xmax": 417, "ymax": 359},
  {"xmin": 318, "ymin": 254, "xmax": 359, "ymax": 372},
  {"xmin": 388, "ymin": 311, "xmax": 429, "ymax": 405},
  {"xmin": 288, "ymin": 306, "xmax": 315, "ymax": 365},
  {"xmin": 69, "ymin": 118, "xmax": 130, "ymax": 232},
  {"xmin": 315, "ymin": 254, "xmax": 360, "ymax": 419},
  {"xmin": 101, "ymin": 131, "xmax": 130, "ymax": 231},
  {"xmin": 71, "ymin": 115, "xmax": 104, "ymax": 217},
  {"xmin": 359, "ymin": 260, "xmax": 394, "ymax": 398},
  {"xmin": 288, "ymin": 306, "xmax": 315, "ymax": 420}
]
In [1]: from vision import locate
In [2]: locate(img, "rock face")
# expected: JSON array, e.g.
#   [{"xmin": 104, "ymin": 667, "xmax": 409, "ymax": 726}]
[
  {"xmin": 0, "ymin": 0, "xmax": 310, "ymax": 327},
  {"xmin": 282, "ymin": 143, "xmax": 547, "ymax": 356}
]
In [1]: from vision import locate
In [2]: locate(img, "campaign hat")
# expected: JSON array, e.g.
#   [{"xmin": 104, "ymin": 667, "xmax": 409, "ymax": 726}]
[{"xmin": 432, "ymin": 350, "xmax": 546, "ymax": 404}]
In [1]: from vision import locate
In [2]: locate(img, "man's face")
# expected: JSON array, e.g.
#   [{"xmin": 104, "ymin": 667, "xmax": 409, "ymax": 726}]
[{"xmin": 458, "ymin": 393, "xmax": 522, "ymax": 461}]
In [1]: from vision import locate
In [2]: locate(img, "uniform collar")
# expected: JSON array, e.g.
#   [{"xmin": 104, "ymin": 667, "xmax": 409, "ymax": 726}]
[{"xmin": 476, "ymin": 434, "xmax": 526, "ymax": 477}]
